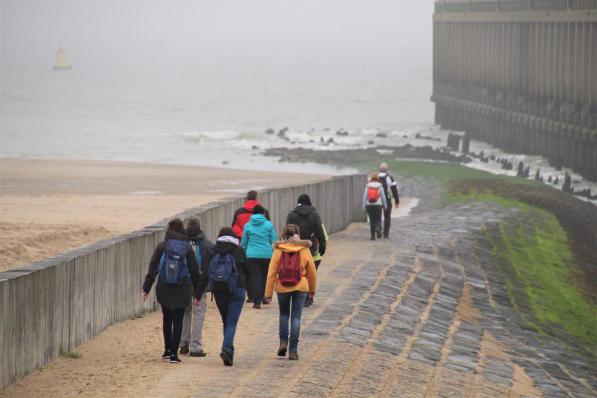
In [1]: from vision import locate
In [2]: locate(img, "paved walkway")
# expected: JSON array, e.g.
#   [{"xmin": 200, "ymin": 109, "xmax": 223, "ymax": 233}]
[
  {"xmin": 3, "ymin": 182, "xmax": 595, "ymax": 398},
  {"xmin": 145, "ymin": 191, "xmax": 594, "ymax": 397}
]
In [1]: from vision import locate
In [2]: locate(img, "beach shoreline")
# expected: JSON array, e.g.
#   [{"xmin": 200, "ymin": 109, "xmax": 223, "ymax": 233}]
[{"xmin": 0, "ymin": 157, "xmax": 328, "ymax": 272}]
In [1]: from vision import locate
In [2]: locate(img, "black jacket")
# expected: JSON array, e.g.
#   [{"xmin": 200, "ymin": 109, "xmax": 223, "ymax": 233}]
[
  {"xmin": 286, "ymin": 205, "xmax": 327, "ymax": 256},
  {"xmin": 143, "ymin": 230, "xmax": 201, "ymax": 310},
  {"xmin": 196, "ymin": 238, "xmax": 250, "ymax": 297}
]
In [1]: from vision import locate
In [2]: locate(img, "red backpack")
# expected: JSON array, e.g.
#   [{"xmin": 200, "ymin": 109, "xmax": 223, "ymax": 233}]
[
  {"xmin": 278, "ymin": 251, "xmax": 302, "ymax": 286},
  {"xmin": 367, "ymin": 186, "xmax": 381, "ymax": 203}
]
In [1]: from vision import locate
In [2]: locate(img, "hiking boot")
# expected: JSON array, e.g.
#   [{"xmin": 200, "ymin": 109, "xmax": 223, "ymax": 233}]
[
  {"xmin": 253, "ymin": 303, "xmax": 261, "ymax": 309},
  {"xmin": 179, "ymin": 344, "xmax": 190, "ymax": 355},
  {"xmin": 190, "ymin": 350, "xmax": 207, "ymax": 357},
  {"xmin": 246, "ymin": 298, "xmax": 253, "ymax": 304},
  {"xmin": 170, "ymin": 355, "xmax": 182, "ymax": 364},
  {"xmin": 220, "ymin": 350, "xmax": 233, "ymax": 366},
  {"xmin": 288, "ymin": 351, "xmax": 299, "ymax": 360},
  {"xmin": 370, "ymin": 236, "xmax": 376, "ymax": 241},
  {"xmin": 277, "ymin": 342, "xmax": 288, "ymax": 357},
  {"xmin": 162, "ymin": 350, "xmax": 171, "ymax": 360}
]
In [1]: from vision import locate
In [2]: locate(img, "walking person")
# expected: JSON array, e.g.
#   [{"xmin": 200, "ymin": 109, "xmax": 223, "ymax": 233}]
[
  {"xmin": 241, "ymin": 205, "xmax": 277, "ymax": 309},
  {"xmin": 378, "ymin": 162, "xmax": 400, "ymax": 238},
  {"xmin": 363, "ymin": 172, "xmax": 388, "ymax": 240},
  {"xmin": 143, "ymin": 218, "xmax": 201, "ymax": 364},
  {"xmin": 196, "ymin": 227, "xmax": 249, "ymax": 366},
  {"xmin": 265, "ymin": 224, "xmax": 317, "ymax": 360},
  {"xmin": 231, "ymin": 190, "xmax": 270, "ymax": 304},
  {"xmin": 179, "ymin": 216, "xmax": 213, "ymax": 357},
  {"xmin": 232, "ymin": 190, "xmax": 270, "ymax": 238},
  {"xmin": 286, "ymin": 194, "xmax": 327, "ymax": 258},
  {"xmin": 304, "ymin": 223, "xmax": 328, "ymax": 308}
]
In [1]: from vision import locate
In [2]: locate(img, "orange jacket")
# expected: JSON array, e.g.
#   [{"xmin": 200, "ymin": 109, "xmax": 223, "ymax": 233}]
[{"xmin": 265, "ymin": 238, "xmax": 317, "ymax": 297}]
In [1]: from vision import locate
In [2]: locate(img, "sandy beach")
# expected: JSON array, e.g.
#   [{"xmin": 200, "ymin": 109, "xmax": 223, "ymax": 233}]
[{"xmin": 0, "ymin": 157, "xmax": 327, "ymax": 272}]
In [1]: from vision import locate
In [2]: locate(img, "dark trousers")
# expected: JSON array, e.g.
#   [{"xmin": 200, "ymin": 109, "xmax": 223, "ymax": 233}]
[
  {"xmin": 366, "ymin": 205, "xmax": 383, "ymax": 239},
  {"xmin": 383, "ymin": 204, "xmax": 392, "ymax": 237},
  {"xmin": 278, "ymin": 291, "xmax": 308, "ymax": 352},
  {"xmin": 162, "ymin": 306, "xmax": 185, "ymax": 355},
  {"xmin": 214, "ymin": 287, "xmax": 246, "ymax": 355},
  {"xmin": 314, "ymin": 260, "xmax": 321, "ymax": 270},
  {"xmin": 247, "ymin": 258, "xmax": 270, "ymax": 305}
]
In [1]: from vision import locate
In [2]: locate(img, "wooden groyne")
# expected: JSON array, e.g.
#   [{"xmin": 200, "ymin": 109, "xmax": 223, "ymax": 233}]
[
  {"xmin": 0, "ymin": 174, "xmax": 367, "ymax": 389},
  {"xmin": 432, "ymin": 0, "xmax": 597, "ymax": 181}
]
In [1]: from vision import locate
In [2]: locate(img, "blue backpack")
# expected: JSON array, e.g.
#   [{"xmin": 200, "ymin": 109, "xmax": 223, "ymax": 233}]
[
  {"xmin": 158, "ymin": 239, "xmax": 190, "ymax": 285},
  {"xmin": 207, "ymin": 253, "xmax": 238, "ymax": 293}
]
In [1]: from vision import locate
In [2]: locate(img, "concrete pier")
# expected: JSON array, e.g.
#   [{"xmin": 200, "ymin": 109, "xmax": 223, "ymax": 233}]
[{"xmin": 432, "ymin": 0, "xmax": 597, "ymax": 181}]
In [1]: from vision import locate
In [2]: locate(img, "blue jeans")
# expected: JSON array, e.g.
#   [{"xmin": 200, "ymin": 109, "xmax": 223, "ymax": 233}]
[
  {"xmin": 214, "ymin": 287, "xmax": 246, "ymax": 354},
  {"xmin": 277, "ymin": 291, "xmax": 307, "ymax": 352}
]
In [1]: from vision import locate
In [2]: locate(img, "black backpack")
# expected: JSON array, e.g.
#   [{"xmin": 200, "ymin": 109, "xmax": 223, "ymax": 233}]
[{"xmin": 294, "ymin": 211, "xmax": 319, "ymax": 256}]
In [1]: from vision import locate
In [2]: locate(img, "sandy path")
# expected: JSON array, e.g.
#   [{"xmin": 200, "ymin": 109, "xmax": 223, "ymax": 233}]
[{"xmin": 0, "ymin": 157, "xmax": 327, "ymax": 271}]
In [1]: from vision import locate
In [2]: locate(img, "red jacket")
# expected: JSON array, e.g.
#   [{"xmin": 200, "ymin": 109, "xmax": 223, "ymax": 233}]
[{"xmin": 231, "ymin": 200, "xmax": 270, "ymax": 238}]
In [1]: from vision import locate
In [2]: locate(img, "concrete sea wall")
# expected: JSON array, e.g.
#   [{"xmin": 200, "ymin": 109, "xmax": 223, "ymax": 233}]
[{"xmin": 432, "ymin": 0, "xmax": 597, "ymax": 181}]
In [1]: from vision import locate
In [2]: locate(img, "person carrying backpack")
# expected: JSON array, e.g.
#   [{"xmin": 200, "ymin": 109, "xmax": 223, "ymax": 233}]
[
  {"xmin": 143, "ymin": 218, "xmax": 201, "ymax": 364},
  {"xmin": 264, "ymin": 224, "xmax": 317, "ymax": 361},
  {"xmin": 179, "ymin": 216, "xmax": 214, "ymax": 357},
  {"xmin": 196, "ymin": 227, "xmax": 249, "ymax": 366},
  {"xmin": 241, "ymin": 205, "xmax": 277, "ymax": 309},
  {"xmin": 378, "ymin": 162, "xmax": 400, "ymax": 238},
  {"xmin": 286, "ymin": 194, "xmax": 326, "ymax": 258},
  {"xmin": 363, "ymin": 172, "xmax": 388, "ymax": 240}
]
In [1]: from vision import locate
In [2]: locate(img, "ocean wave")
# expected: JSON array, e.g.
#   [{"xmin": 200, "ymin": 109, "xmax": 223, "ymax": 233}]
[{"xmin": 178, "ymin": 130, "xmax": 242, "ymax": 142}]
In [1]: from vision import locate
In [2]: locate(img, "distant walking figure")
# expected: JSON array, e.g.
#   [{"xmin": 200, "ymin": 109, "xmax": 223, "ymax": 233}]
[
  {"xmin": 241, "ymin": 205, "xmax": 277, "ymax": 309},
  {"xmin": 232, "ymin": 190, "xmax": 270, "ymax": 304},
  {"xmin": 143, "ymin": 218, "xmax": 201, "ymax": 364},
  {"xmin": 265, "ymin": 224, "xmax": 317, "ymax": 360},
  {"xmin": 286, "ymin": 194, "xmax": 327, "ymax": 258},
  {"xmin": 179, "ymin": 217, "xmax": 214, "ymax": 357},
  {"xmin": 196, "ymin": 227, "xmax": 249, "ymax": 366},
  {"xmin": 378, "ymin": 162, "xmax": 400, "ymax": 238},
  {"xmin": 363, "ymin": 172, "xmax": 388, "ymax": 240}
]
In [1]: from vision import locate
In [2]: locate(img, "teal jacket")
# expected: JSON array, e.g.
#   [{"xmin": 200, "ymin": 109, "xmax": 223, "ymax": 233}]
[{"xmin": 241, "ymin": 214, "xmax": 277, "ymax": 259}]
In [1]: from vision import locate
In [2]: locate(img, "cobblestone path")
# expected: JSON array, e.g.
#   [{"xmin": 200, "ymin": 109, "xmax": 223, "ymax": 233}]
[{"xmin": 145, "ymin": 182, "xmax": 596, "ymax": 398}]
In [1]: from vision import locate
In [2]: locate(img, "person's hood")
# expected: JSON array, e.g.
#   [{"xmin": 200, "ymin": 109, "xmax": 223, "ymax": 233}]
[
  {"xmin": 243, "ymin": 199, "xmax": 260, "ymax": 212},
  {"xmin": 214, "ymin": 235, "xmax": 240, "ymax": 254},
  {"xmin": 248, "ymin": 213, "xmax": 267, "ymax": 226},
  {"xmin": 273, "ymin": 235, "xmax": 312, "ymax": 253},
  {"xmin": 186, "ymin": 226, "xmax": 206, "ymax": 241},
  {"xmin": 367, "ymin": 181, "xmax": 382, "ymax": 189},
  {"xmin": 165, "ymin": 230, "xmax": 188, "ymax": 242},
  {"xmin": 294, "ymin": 204, "xmax": 315, "ymax": 217}
]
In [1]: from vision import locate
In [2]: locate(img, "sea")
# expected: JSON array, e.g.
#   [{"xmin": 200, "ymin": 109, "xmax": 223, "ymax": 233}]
[{"xmin": 1, "ymin": 0, "xmax": 595, "ymax": 200}]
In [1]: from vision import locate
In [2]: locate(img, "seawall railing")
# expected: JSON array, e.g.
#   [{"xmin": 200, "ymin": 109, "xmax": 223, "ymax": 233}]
[{"xmin": 0, "ymin": 173, "xmax": 367, "ymax": 389}]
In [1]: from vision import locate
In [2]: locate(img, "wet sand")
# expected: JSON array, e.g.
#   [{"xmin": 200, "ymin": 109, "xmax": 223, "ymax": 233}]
[{"xmin": 0, "ymin": 157, "xmax": 327, "ymax": 271}]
